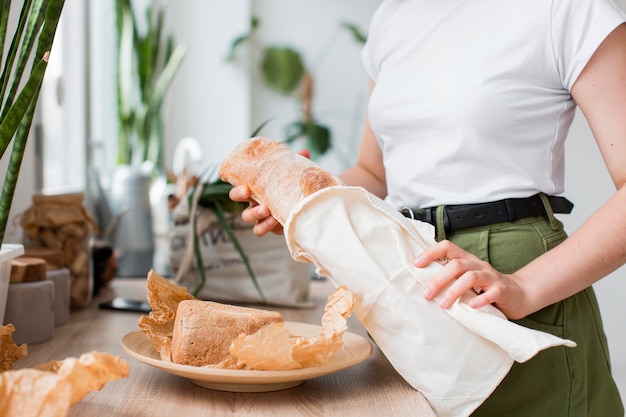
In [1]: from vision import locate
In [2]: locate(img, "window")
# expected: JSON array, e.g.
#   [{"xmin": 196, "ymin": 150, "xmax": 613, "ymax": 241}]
[{"xmin": 39, "ymin": 0, "xmax": 87, "ymax": 195}]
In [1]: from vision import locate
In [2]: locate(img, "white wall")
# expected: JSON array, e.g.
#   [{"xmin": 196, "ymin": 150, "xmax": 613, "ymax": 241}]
[{"xmin": 164, "ymin": 0, "xmax": 251, "ymax": 173}]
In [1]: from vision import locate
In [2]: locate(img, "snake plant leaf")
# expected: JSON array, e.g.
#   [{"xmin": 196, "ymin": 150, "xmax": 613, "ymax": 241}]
[
  {"xmin": 116, "ymin": 2, "xmax": 136, "ymax": 165},
  {"xmin": 186, "ymin": 178, "xmax": 266, "ymax": 303},
  {"xmin": 115, "ymin": 0, "xmax": 185, "ymax": 170},
  {"xmin": 211, "ymin": 200, "xmax": 266, "ymax": 303},
  {"xmin": 0, "ymin": 0, "xmax": 64, "ymax": 157},
  {"xmin": 0, "ymin": 1, "xmax": 10, "ymax": 60},
  {"xmin": 34, "ymin": 0, "xmax": 64, "ymax": 57},
  {"xmin": 261, "ymin": 46, "xmax": 305, "ymax": 95},
  {"xmin": 142, "ymin": 43, "xmax": 186, "ymax": 165},
  {"xmin": 0, "ymin": 86, "xmax": 39, "ymax": 243},
  {"xmin": 0, "ymin": 0, "xmax": 31, "ymax": 110},
  {"xmin": 0, "ymin": 0, "xmax": 65, "ymax": 243},
  {"xmin": 1, "ymin": 0, "xmax": 46, "ymax": 120},
  {"xmin": 0, "ymin": 58, "xmax": 47, "ymax": 159}
]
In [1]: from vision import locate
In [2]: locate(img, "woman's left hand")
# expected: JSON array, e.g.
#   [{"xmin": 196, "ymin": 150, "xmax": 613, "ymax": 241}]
[{"xmin": 416, "ymin": 240, "xmax": 528, "ymax": 319}]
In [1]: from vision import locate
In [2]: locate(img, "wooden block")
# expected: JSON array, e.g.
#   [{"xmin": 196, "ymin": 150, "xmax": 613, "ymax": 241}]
[
  {"xmin": 10, "ymin": 257, "xmax": 47, "ymax": 283},
  {"xmin": 23, "ymin": 247, "xmax": 64, "ymax": 270}
]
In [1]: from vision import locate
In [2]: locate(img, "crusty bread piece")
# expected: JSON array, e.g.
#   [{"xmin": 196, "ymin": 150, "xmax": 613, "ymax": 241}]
[
  {"xmin": 170, "ymin": 299, "xmax": 284, "ymax": 366},
  {"xmin": 218, "ymin": 137, "xmax": 342, "ymax": 225}
]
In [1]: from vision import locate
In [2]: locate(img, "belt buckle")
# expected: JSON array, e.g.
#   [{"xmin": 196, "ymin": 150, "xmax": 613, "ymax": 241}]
[{"xmin": 400, "ymin": 207, "xmax": 415, "ymax": 220}]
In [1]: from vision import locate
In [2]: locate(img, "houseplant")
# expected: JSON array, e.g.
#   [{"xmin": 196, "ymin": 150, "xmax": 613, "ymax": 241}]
[
  {"xmin": 0, "ymin": 0, "xmax": 66, "ymax": 322},
  {"xmin": 226, "ymin": 18, "xmax": 367, "ymax": 160},
  {"xmin": 106, "ymin": 0, "xmax": 185, "ymax": 276},
  {"xmin": 115, "ymin": 0, "xmax": 186, "ymax": 171}
]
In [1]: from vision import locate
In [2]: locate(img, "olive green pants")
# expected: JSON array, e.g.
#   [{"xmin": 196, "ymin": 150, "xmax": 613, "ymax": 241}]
[{"xmin": 428, "ymin": 197, "xmax": 624, "ymax": 417}]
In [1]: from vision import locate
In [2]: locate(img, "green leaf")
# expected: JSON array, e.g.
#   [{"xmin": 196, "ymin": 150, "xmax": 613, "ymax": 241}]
[
  {"xmin": 0, "ymin": 58, "xmax": 47, "ymax": 159},
  {"xmin": 341, "ymin": 21, "xmax": 367, "ymax": 44},
  {"xmin": 211, "ymin": 201, "xmax": 266, "ymax": 304},
  {"xmin": 284, "ymin": 120, "xmax": 306, "ymax": 144},
  {"xmin": 306, "ymin": 122, "xmax": 332, "ymax": 157},
  {"xmin": 225, "ymin": 15, "xmax": 259, "ymax": 62},
  {"xmin": 283, "ymin": 120, "xmax": 332, "ymax": 158},
  {"xmin": 1, "ymin": 0, "xmax": 46, "ymax": 121},
  {"xmin": 250, "ymin": 117, "xmax": 274, "ymax": 137},
  {"xmin": 261, "ymin": 46, "xmax": 305, "ymax": 94},
  {"xmin": 115, "ymin": 0, "xmax": 185, "ymax": 170},
  {"xmin": 0, "ymin": 1, "xmax": 10, "ymax": 63},
  {"xmin": 0, "ymin": 0, "xmax": 34, "ymax": 118}
]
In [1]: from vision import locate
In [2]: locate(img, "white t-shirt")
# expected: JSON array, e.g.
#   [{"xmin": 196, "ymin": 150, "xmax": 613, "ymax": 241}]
[{"xmin": 362, "ymin": 0, "xmax": 626, "ymax": 209}]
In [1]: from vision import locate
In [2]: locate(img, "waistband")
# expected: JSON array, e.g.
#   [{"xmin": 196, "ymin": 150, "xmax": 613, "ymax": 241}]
[{"xmin": 400, "ymin": 194, "xmax": 573, "ymax": 233}]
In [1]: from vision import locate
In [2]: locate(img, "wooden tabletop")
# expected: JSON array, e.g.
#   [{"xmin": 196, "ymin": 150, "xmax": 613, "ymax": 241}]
[{"xmin": 14, "ymin": 277, "xmax": 436, "ymax": 417}]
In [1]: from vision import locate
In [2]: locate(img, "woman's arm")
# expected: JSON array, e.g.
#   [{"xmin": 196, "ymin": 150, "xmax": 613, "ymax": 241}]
[
  {"xmin": 420, "ymin": 23, "xmax": 626, "ymax": 319},
  {"xmin": 340, "ymin": 81, "xmax": 387, "ymax": 198}
]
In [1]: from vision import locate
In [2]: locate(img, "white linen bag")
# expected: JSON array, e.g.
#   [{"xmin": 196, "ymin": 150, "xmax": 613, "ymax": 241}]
[
  {"xmin": 170, "ymin": 204, "xmax": 313, "ymax": 308},
  {"xmin": 284, "ymin": 186, "xmax": 575, "ymax": 417}
]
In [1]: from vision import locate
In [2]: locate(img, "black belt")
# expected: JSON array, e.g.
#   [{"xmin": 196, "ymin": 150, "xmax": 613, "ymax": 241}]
[{"xmin": 400, "ymin": 194, "xmax": 573, "ymax": 232}]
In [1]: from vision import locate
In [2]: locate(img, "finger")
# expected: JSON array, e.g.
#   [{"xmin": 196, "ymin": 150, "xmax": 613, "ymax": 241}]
[
  {"xmin": 229, "ymin": 185, "xmax": 251, "ymax": 202},
  {"xmin": 414, "ymin": 240, "xmax": 470, "ymax": 267},
  {"xmin": 240, "ymin": 204, "xmax": 269, "ymax": 223},
  {"xmin": 437, "ymin": 269, "xmax": 484, "ymax": 308},
  {"xmin": 253, "ymin": 215, "xmax": 282, "ymax": 236},
  {"xmin": 467, "ymin": 287, "xmax": 501, "ymax": 310},
  {"xmin": 422, "ymin": 258, "xmax": 476, "ymax": 300}
]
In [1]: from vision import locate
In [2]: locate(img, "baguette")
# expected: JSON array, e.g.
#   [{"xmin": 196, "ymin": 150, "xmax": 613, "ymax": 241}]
[
  {"xmin": 218, "ymin": 137, "xmax": 342, "ymax": 225},
  {"xmin": 170, "ymin": 299, "xmax": 283, "ymax": 366}
]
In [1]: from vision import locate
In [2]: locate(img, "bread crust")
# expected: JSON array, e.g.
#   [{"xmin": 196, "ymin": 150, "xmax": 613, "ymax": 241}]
[
  {"xmin": 170, "ymin": 299, "xmax": 283, "ymax": 366},
  {"xmin": 219, "ymin": 137, "xmax": 342, "ymax": 225}
]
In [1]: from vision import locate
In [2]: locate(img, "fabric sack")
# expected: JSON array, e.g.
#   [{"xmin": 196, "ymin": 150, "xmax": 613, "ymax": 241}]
[
  {"xmin": 284, "ymin": 186, "xmax": 576, "ymax": 417},
  {"xmin": 170, "ymin": 204, "xmax": 313, "ymax": 308}
]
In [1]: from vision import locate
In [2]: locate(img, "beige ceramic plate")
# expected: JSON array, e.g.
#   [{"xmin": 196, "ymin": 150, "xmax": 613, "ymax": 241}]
[{"xmin": 121, "ymin": 322, "xmax": 372, "ymax": 392}]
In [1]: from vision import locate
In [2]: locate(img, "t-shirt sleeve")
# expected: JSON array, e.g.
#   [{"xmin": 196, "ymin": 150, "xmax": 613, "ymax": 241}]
[
  {"xmin": 552, "ymin": 0, "xmax": 626, "ymax": 91},
  {"xmin": 361, "ymin": 1, "xmax": 390, "ymax": 82}
]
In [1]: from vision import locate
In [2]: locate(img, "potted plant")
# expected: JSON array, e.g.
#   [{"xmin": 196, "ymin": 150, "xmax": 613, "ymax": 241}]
[
  {"xmin": 115, "ymin": 0, "xmax": 186, "ymax": 172},
  {"xmin": 0, "ymin": 0, "xmax": 66, "ymax": 323},
  {"xmin": 226, "ymin": 18, "xmax": 367, "ymax": 160},
  {"xmin": 104, "ymin": 0, "xmax": 186, "ymax": 276}
]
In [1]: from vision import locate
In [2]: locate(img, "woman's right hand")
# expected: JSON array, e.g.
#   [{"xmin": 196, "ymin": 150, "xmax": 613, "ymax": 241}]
[{"xmin": 228, "ymin": 185, "xmax": 284, "ymax": 236}]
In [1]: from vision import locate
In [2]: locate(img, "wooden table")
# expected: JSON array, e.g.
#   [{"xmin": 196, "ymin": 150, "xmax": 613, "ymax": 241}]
[{"xmin": 14, "ymin": 277, "xmax": 436, "ymax": 417}]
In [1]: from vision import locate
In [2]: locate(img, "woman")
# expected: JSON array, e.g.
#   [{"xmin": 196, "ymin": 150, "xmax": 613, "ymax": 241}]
[{"xmin": 230, "ymin": 0, "xmax": 626, "ymax": 415}]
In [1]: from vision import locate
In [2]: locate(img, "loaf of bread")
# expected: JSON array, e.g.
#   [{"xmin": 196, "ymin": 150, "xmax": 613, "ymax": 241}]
[
  {"xmin": 170, "ymin": 299, "xmax": 284, "ymax": 366},
  {"xmin": 218, "ymin": 137, "xmax": 342, "ymax": 225}
]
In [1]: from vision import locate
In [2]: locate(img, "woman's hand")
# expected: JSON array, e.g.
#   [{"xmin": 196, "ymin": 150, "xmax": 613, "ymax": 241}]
[
  {"xmin": 416, "ymin": 240, "xmax": 529, "ymax": 319},
  {"xmin": 227, "ymin": 148, "xmax": 312, "ymax": 236},
  {"xmin": 228, "ymin": 185, "xmax": 284, "ymax": 236}
]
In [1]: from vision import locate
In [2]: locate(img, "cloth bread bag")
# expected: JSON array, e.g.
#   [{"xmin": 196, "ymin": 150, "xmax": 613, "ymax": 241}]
[{"xmin": 219, "ymin": 138, "xmax": 576, "ymax": 417}]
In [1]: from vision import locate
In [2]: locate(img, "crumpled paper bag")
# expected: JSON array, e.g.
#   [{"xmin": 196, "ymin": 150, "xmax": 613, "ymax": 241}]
[
  {"xmin": 284, "ymin": 186, "xmax": 576, "ymax": 417},
  {"xmin": 0, "ymin": 352, "xmax": 129, "ymax": 417},
  {"xmin": 0, "ymin": 324, "xmax": 27, "ymax": 371},
  {"xmin": 139, "ymin": 270, "xmax": 356, "ymax": 369}
]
